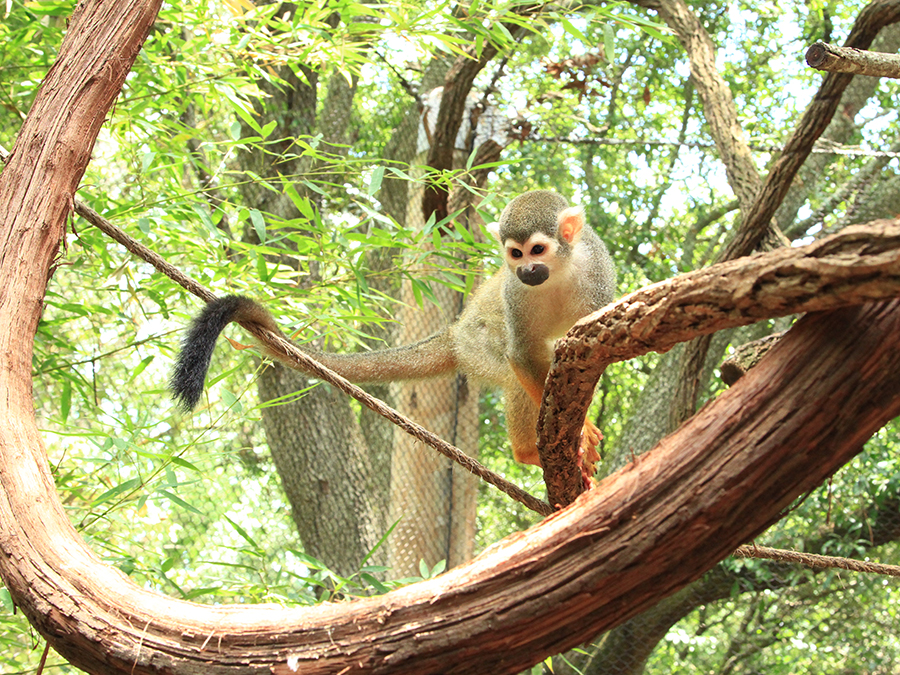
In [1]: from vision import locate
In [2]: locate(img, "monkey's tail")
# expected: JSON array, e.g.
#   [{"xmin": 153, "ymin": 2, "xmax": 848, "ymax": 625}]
[
  {"xmin": 170, "ymin": 295, "xmax": 278, "ymax": 411},
  {"xmin": 171, "ymin": 295, "xmax": 460, "ymax": 411},
  {"xmin": 311, "ymin": 329, "xmax": 458, "ymax": 384}
]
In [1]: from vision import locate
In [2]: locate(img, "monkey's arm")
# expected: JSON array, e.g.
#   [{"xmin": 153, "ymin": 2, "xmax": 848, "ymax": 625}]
[{"xmin": 170, "ymin": 295, "xmax": 458, "ymax": 411}]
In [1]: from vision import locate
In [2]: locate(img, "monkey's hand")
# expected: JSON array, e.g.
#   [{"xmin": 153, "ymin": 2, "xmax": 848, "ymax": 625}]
[{"xmin": 578, "ymin": 420, "xmax": 603, "ymax": 489}]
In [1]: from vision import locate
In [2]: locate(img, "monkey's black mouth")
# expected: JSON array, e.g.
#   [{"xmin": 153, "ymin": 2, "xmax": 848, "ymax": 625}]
[{"xmin": 517, "ymin": 263, "xmax": 550, "ymax": 286}]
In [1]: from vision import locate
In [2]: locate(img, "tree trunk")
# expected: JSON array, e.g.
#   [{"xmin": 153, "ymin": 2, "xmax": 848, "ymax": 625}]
[{"xmin": 387, "ymin": 138, "xmax": 499, "ymax": 575}]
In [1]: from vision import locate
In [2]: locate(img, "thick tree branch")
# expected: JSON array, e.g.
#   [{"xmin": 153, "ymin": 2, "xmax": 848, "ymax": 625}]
[
  {"xmin": 540, "ymin": 219, "xmax": 900, "ymax": 505},
  {"xmin": 806, "ymin": 41, "xmax": 900, "ymax": 78}
]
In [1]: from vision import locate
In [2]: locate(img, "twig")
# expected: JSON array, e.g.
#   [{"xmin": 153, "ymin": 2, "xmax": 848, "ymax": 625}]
[{"xmin": 806, "ymin": 41, "xmax": 900, "ymax": 78}]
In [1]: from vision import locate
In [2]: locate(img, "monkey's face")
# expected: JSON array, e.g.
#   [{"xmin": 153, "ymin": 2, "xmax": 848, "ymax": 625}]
[{"xmin": 503, "ymin": 233, "xmax": 558, "ymax": 287}]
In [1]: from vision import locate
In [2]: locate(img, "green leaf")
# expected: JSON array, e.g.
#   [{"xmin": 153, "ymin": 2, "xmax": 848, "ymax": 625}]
[
  {"xmin": 430, "ymin": 559, "xmax": 446, "ymax": 577},
  {"xmin": 261, "ymin": 120, "xmax": 278, "ymax": 139},
  {"xmin": 603, "ymin": 23, "xmax": 615, "ymax": 63},
  {"xmin": 561, "ymin": 17, "xmax": 588, "ymax": 45},
  {"xmin": 92, "ymin": 478, "xmax": 142, "ymax": 506},
  {"xmin": 256, "ymin": 252, "xmax": 269, "ymax": 282},
  {"xmin": 128, "ymin": 355, "xmax": 154, "ymax": 382},
  {"xmin": 169, "ymin": 456, "xmax": 201, "ymax": 472},
  {"xmin": 140, "ymin": 150, "xmax": 156, "ymax": 174},
  {"xmin": 360, "ymin": 572, "xmax": 390, "ymax": 595},
  {"xmin": 157, "ymin": 489, "xmax": 203, "ymax": 515},
  {"xmin": 249, "ymin": 208, "xmax": 266, "ymax": 242},
  {"xmin": 367, "ymin": 165, "xmax": 384, "ymax": 197},
  {"xmin": 224, "ymin": 514, "xmax": 259, "ymax": 548}
]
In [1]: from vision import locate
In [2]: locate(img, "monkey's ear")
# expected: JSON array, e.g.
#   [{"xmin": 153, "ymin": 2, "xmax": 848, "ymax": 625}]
[
  {"xmin": 486, "ymin": 221, "xmax": 502, "ymax": 242},
  {"xmin": 558, "ymin": 207, "xmax": 585, "ymax": 243}
]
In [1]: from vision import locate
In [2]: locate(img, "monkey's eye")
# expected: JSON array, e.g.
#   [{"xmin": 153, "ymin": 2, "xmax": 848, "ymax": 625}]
[
  {"xmin": 510, "ymin": 248, "xmax": 523, "ymax": 259},
  {"xmin": 531, "ymin": 244, "xmax": 545, "ymax": 255}
]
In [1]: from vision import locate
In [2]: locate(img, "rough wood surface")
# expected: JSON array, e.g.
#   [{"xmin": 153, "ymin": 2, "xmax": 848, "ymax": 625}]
[
  {"xmin": 807, "ymin": 40, "xmax": 900, "ymax": 77},
  {"xmin": 539, "ymin": 220, "xmax": 900, "ymax": 506},
  {"xmin": 720, "ymin": 332, "xmax": 786, "ymax": 386}
]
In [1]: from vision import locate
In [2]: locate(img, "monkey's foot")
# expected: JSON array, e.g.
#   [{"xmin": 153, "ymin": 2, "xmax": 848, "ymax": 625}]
[{"xmin": 578, "ymin": 420, "xmax": 604, "ymax": 489}]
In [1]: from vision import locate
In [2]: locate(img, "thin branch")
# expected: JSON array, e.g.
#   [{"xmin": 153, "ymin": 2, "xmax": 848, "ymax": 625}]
[
  {"xmin": 806, "ymin": 41, "xmax": 900, "ymax": 77},
  {"xmin": 73, "ymin": 197, "xmax": 553, "ymax": 517},
  {"xmin": 630, "ymin": 0, "xmax": 762, "ymax": 213},
  {"xmin": 734, "ymin": 544, "xmax": 900, "ymax": 577}
]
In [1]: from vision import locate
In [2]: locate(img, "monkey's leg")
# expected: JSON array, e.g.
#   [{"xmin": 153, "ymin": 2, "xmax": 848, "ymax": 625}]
[{"xmin": 504, "ymin": 385, "xmax": 541, "ymax": 466}]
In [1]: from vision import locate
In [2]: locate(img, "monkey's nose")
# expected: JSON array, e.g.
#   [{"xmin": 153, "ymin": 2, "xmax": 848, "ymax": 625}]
[{"xmin": 516, "ymin": 263, "xmax": 549, "ymax": 286}]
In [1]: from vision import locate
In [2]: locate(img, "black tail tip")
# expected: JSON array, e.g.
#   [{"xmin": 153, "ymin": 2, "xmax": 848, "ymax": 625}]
[
  {"xmin": 170, "ymin": 368, "xmax": 203, "ymax": 412},
  {"xmin": 169, "ymin": 295, "xmax": 258, "ymax": 413}
]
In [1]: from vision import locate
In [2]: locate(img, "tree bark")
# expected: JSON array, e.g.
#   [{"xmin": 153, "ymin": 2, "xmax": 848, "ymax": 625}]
[{"xmin": 582, "ymin": 491, "xmax": 900, "ymax": 674}]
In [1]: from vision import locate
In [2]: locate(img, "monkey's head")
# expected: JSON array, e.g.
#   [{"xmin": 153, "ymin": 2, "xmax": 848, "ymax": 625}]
[{"xmin": 488, "ymin": 190, "xmax": 585, "ymax": 287}]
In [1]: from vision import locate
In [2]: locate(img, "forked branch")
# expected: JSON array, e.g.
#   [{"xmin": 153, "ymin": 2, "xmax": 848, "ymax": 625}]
[{"xmin": 540, "ymin": 219, "xmax": 900, "ymax": 506}]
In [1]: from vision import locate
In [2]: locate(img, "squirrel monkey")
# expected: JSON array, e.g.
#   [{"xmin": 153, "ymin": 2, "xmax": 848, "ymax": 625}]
[{"xmin": 171, "ymin": 190, "xmax": 616, "ymax": 472}]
